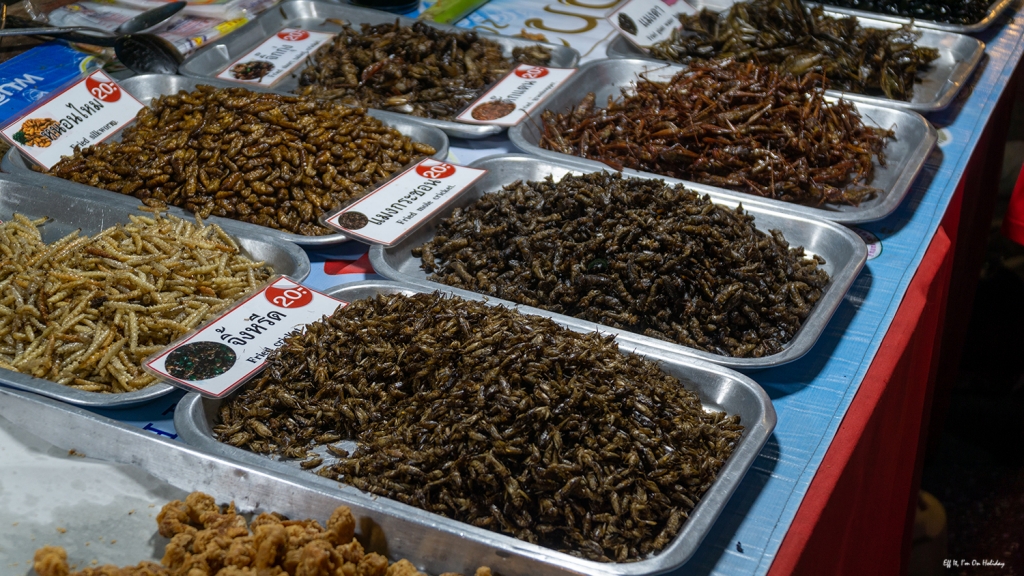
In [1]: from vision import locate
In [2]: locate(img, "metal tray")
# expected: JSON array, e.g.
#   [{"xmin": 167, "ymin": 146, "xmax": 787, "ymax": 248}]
[
  {"xmin": 605, "ymin": 5, "xmax": 985, "ymax": 113},
  {"xmin": 807, "ymin": 0, "xmax": 1014, "ymax": 34},
  {"xmin": 173, "ymin": 279, "xmax": 777, "ymax": 576},
  {"xmin": 0, "ymin": 74, "xmax": 450, "ymax": 247},
  {"xmin": 369, "ymin": 154, "xmax": 866, "ymax": 370},
  {"xmin": 508, "ymin": 58, "xmax": 937, "ymax": 225},
  {"xmin": 178, "ymin": 0, "xmax": 581, "ymax": 140},
  {"xmin": 0, "ymin": 179, "xmax": 311, "ymax": 409}
]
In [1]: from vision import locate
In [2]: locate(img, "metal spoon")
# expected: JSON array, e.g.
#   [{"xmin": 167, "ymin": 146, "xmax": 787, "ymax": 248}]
[
  {"xmin": 114, "ymin": 33, "xmax": 183, "ymax": 74},
  {"xmin": 0, "ymin": 2, "xmax": 186, "ymax": 38}
]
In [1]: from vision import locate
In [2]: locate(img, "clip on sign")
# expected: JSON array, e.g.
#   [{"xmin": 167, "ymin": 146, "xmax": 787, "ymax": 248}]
[
  {"xmin": 607, "ymin": 0, "xmax": 697, "ymax": 51},
  {"xmin": 217, "ymin": 28, "xmax": 335, "ymax": 87},
  {"xmin": 0, "ymin": 70, "xmax": 144, "ymax": 170},
  {"xmin": 145, "ymin": 276, "xmax": 348, "ymax": 398},
  {"xmin": 456, "ymin": 64, "xmax": 576, "ymax": 126},
  {"xmin": 322, "ymin": 158, "xmax": 486, "ymax": 247}
]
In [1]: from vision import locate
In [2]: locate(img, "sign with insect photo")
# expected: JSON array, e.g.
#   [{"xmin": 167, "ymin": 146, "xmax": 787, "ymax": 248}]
[
  {"xmin": 455, "ymin": 64, "xmax": 577, "ymax": 126},
  {"xmin": 217, "ymin": 28, "xmax": 335, "ymax": 86},
  {"xmin": 145, "ymin": 276, "xmax": 348, "ymax": 398},
  {"xmin": 322, "ymin": 158, "xmax": 487, "ymax": 247},
  {"xmin": 0, "ymin": 70, "xmax": 144, "ymax": 170},
  {"xmin": 607, "ymin": 0, "xmax": 697, "ymax": 51}
]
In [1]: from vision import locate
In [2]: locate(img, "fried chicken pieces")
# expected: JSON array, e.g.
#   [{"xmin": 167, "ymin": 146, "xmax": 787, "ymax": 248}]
[{"xmin": 33, "ymin": 492, "xmax": 492, "ymax": 576}]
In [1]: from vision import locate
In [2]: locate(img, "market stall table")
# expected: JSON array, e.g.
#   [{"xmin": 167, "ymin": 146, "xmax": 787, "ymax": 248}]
[{"xmin": 2, "ymin": 0, "xmax": 1024, "ymax": 573}]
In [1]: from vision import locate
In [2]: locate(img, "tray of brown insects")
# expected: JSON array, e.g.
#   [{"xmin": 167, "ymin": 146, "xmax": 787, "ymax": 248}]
[
  {"xmin": 1, "ymin": 74, "xmax": 449, "ymax": 247},
  {"xmin": 605, "ymin": 0, "xmax": 984, "ymax": 113},
  {"xmin": 368, "ymin": 153, "xmax": 866, "ymax": 370},
  {"xmin": 508, "ymin": 58, "xmax": 936, "ymax": 225},
  {"xmin": 177, "ymin": 0, "xmax": 580, "ymax": 140},
  {"xmin": 804, "ymin": 0, "xmax": 1014, "ymax": 34},
  {"xmin": 173, "ymin": 278, "xmax": 777, "ymax": 575},
  {"xmin": 0, "ymin": 179, "xmax": 310, "ymax": 409}
]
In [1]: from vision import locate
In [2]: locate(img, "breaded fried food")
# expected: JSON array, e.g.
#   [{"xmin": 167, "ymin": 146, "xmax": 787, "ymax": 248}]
[{"xmin": 33, "ymin": 491, "xmax": 492, "ymax": 576}]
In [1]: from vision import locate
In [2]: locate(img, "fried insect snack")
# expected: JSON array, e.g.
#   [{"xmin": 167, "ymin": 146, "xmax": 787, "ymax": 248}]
[
  {"xmin": 297, "ymin": 20, "xmax": 552, "ymax": 120},
  {"xmin": 540, "ymin": 60, "xmax": 893, "ymax": 206},
  {"xmin": 821, "ymin": 0, "xmax": 991, "ymax": 25},
  {"xmin": 648, "ymin": 0, "xmax": 939, "ymax": 101},
  {"xmin": 414, "ymin": 172, "xmax": 830, "ymax": 358},
  {"xmin": 47, "ymin": 86, "xmax": 438, "ymax": 236},
  {"xmin": 0, "ymin": 213, "xmax": 272, "ymax": 392},
  {"xmin": 217, "ymin": 292, "xmax": 744, "ymax": 562},
  {"xmin": 33, "ymin": 491, "xmax": 493, "ymax": 576}
]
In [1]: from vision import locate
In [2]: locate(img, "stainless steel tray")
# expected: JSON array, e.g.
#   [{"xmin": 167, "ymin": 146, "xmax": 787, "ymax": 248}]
[
  {"xmin": 508, "ymin": 58, "xmax": 937, "ymax": 225},
  {"xmin": 0, "ymin": 179, "xmax": 310, "ymax": 409},
  {"xmin": 0, "ymin": 74, "xmax": 450, "ymax": 247},
  {"xmin": 369, "ymin": 154, "xmax": 866, "ymax": 369},
  {"xmin": 604, "ymin": 6, "xmax": 985, "ymax": 113},
  {"xmin": 807, "ymin": 0, "xmax": 1013, "ymax": 33},
  {"xmin": 173, "ymin": 279, "xmax": 777, "ymax": 576},
  {"xmin": 179, "ymin": 1, "xmax": 581, "ymax": 140}
]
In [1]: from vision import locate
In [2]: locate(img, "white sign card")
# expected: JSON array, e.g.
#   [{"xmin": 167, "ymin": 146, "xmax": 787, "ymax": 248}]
[
  {"xmin": 0, "ymin": 70, "xmax": 145, "ymax": 170},
  {"xmin": 322, "ymin": 159, "xmax": 487, "ymax": 247},
  {"xmin": 456, "ymin": 64, "xmax": 577, "ymax": 126},
  {"xmin": 145, "ymin": 276, "xmax": 348, "ymax": 398},
  {"xmin": 217, "ymin": 28, "xmax": 335, "ymax": 86},
  {"xmin": 607, "ymin": 0, "xmax": 697, "ymax": 50}
]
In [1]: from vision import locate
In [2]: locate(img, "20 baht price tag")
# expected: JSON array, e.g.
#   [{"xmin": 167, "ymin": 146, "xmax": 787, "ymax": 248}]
[
  {"xmin": 607, "ymin": 0, "xmax": 697, "ymax": 51},
  {"xmin": 218, "ymin": 28, "xmax": 335, "ymax": 87},
  {"xmin": 1, "ymin": 70, "xmax": 144, "ymax": 170},
  {"xmin": 457, "ymin": 65, "xmax": 576, "ymax": 126},
  {"xmin": 145, "ymin": 277, "xmax": 348, "ymax": 398},
  {"xmin": 322, "ymin": 159, "xmax": 487, "ymax": 246}
]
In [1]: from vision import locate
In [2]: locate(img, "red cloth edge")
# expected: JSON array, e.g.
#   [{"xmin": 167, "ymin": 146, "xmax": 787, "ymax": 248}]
[{"xmin": 766, "ymin": 225, "xmax": 954, "ymax": 576}]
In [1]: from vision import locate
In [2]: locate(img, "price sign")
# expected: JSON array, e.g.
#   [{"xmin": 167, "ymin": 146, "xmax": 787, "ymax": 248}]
[
  {"xmin": 607, "ymin": 0, "xmax": 697, "ymax": 51},
  {"xmin": 217, "ymin": 28, "xmax": 335, "ymax": 86},
  {"xmin": 456, "ymin": 64, "xmax": 576, "ymax": 126},
  {"xmin": 145, "ymin": 276, "xmax": 348, "ymax": 398},
  {"xmin": 322, "ymin": 159, "xmax": 487, "ymax": 247},
  {"xmin": 0, "ymin": 70, "xmax": 144, "ymax": 170}
]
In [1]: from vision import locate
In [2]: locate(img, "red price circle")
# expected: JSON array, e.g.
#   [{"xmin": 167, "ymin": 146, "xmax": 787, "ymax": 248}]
[
  {"xmin": 85, "ymin": 76, "xmax": 122, "ymax": 103},
  {"xmin": 515, "ymin": 66, "xmax": 549, "ymax": 79},
  {"xmin": 416, "ymin": 162, "xmax": 456, "ymax": 179},
  {"xmin": 277, "ymin": 29, "xmax": 310, "ymax": 41},
  {"xmin": 266, "ymin": 284, "xmax": 313, "ymax": 308}
]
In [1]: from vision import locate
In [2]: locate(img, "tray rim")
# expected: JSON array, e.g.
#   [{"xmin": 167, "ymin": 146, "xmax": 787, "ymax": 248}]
[
  {"xmin": 178, "ymin": 0, "xmax": 582, "ymax": 140},
  {"xmin": 507, "ymin": 58, "xmax": 938, "ymax": 225},
  {"xmin": 0, "ymin": 179, "xmax": 311, "ymax": 409},
  {"xmin": 0, "ymin": 73, "xmax": 451, "ymax": 247},
  {"xmin": 173, "ymin": 278, "xmax": 778, "ymax": 576}
]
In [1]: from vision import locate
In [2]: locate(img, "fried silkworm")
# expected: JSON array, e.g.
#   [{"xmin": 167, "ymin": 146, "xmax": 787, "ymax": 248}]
[{"xmin": 47, "ymin": 86, "xmax": 437, "ymax": 236}]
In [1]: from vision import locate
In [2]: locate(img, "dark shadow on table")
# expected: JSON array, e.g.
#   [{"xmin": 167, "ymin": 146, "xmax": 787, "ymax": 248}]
[{"xmin": 668, "ymin": 433, "xmax": 782, "ymax": 575}]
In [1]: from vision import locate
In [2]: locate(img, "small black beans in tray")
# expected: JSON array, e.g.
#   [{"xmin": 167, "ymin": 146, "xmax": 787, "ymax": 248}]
[
  {"xmin": 215, "ymin": 292, "xmax": 743, "ymax": 562},
  {"xmin": 414, "ymin": 172, "xmax": 830, "ymax": 358},
  {"xmin": 46, "ymin": 86, "xmax": 437, "ymax": 236},
  {"xmin": 297, "ymin": 20, "xmax": 552, "ymax": 120}
]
